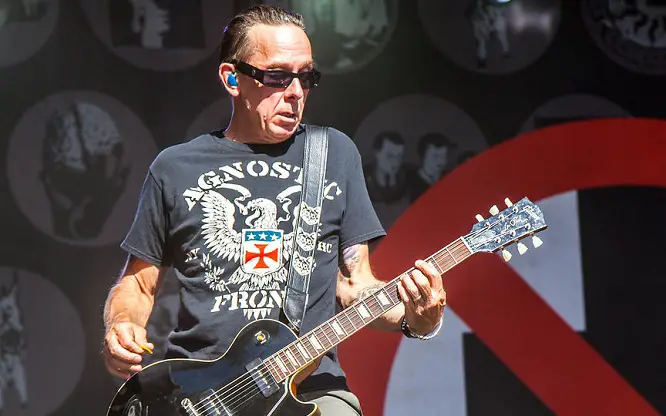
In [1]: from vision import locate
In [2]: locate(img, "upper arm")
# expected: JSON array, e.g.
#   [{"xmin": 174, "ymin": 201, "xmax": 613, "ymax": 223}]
[{"xmin": 336, "ymin": 242, "xmax": 383, "ymax": 308}]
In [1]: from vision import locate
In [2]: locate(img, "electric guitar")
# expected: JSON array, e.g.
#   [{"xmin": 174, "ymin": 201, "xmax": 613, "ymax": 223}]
[{"xmin": 107, "ymin": 197, "xmax": 547, "ymax": 416}]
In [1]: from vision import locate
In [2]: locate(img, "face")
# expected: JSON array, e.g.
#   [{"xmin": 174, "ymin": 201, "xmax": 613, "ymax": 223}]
[
  {"xmin": 376, "ymin": 140, "xmax": 404, "ymax": 175},
  {"xmin": 234, "ymin": 24, "xmax": 314, "ymax": 144},
  {"xmin": 422, "ymin": 145, "xmax": 449, "ymax": 178}
]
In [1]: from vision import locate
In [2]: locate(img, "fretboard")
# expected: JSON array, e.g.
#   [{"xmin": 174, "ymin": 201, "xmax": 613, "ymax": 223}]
[{"xmin": 263, "ymin": 237, "xmax": 472, "ymax": 382}]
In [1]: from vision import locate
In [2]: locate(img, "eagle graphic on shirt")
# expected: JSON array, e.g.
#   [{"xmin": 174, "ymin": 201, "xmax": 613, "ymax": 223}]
[{"xmin": 199, "ymin": 188, "xmax": 299, "ymax": 293}]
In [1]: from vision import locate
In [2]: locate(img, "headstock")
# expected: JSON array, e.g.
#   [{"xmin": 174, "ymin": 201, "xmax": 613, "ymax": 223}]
[{"xmin": 462, "ymin": 197, "xmax": 547, "ymax": 261}]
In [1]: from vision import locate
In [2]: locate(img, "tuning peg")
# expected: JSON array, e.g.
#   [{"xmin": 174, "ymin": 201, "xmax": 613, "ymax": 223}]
[
  {"xmin": 532, "ymin": 235, "xmax": 543, "ymax": 248},
  {"xmin": 517, "ymin": 242, "xmax": 528, "ymax": 255},
  {"xmin": 475, "ymin": 214, "xmax": 484, "ymax": 222},
  {"xmin": 501, "ymin": 249, "xmax": 512, "ymax": 262},
  {"xmin": 489, "ymin": 205, "xmax": 499, "ymax": 215},
  {"xmin": 504, "ymin": 198, "xmax": 513, "ymax": 207}
]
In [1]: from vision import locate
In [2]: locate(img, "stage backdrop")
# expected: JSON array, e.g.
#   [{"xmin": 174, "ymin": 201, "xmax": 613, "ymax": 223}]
[{"xmin": 0, "ymin": 0, "xmax": 665, "ymax": 415}]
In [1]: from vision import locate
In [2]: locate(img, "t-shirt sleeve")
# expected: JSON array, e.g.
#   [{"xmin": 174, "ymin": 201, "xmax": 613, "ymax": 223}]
[
  {"xmin": 120, "ymin": 169, "xmax": 172, "ymax": 267},
  {"xmin": 339, "ymin": 136, "xmax": 386, "ymax": 249}
]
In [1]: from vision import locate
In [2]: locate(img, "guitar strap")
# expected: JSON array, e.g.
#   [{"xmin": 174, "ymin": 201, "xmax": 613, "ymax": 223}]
[{"xmin": 282, "ymin": 124, "xmax": 329, "ymax": 335}]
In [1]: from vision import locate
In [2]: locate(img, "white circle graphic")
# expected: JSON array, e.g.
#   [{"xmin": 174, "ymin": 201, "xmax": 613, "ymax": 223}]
[
  {"xmin": 582, "ymin": 0, "xmax": 666, "ymax": 75},
  {"xmin": 0, "ymin": 267, "xmax": 85, "ymax": 416},
  {"xmin": 259, "ymin": 0, "xmax": 399, "ymax": 74},
  {"xmin": 79, "ymin": 0, "xmax": 233, "ymax": 71},
  {"xmin": 354, "ymin": 94, "xmax": 487, "ymax": 229},
  {"xmin": 186, "ymin": 97, "xmax": 232, "ymax": 141},
  {"xmin": 7, "ymin": 91, "xmax": 158, "ymax": 246},
  {"xmin": 418, "ymin": 0, "xmax": 562, "ymax": 74},
  {"xmin": 0, "ymin": 0, "xmax": 59, "ymax": 67},
  {"xmin": 518, "ymin": 94, "xmax": 632, "ymax": 135}
]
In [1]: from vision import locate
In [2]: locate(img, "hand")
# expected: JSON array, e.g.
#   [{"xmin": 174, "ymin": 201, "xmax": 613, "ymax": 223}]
[
  {"xmin": 397, "ymin": 260, "xmax": 447, "ymax": 335},
  {"xmin": 103, "ymin": 321, "xmax": 154, "ymax": 379}
]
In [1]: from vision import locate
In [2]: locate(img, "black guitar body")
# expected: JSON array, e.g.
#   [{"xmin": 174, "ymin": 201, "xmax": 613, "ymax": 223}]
[{"xmin": 106, "ymin": 319, "xmax": 318, "ymax": 416}]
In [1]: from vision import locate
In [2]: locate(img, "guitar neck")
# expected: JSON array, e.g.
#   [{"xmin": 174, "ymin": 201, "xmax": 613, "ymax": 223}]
[{"xmin": 263, "ymin": 237, "xmax": 473, "ymax": 382}]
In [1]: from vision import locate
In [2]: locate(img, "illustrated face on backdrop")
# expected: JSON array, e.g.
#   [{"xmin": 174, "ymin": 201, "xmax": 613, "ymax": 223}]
[
  {"xmin": 129, "ymin": 0, "xmax": 170, "ymax": 49},
  {"xmin": 375, "ymin": 139, "xmax": 405, "ymax": 177},
  {"xmin": 236, "ymin": 24, "xmax": 313, "ymax": 143},
  {"xmin": 421, "ymin": 144, "xmax": 449, "ymax": 179},
  {"xmin": 40, "ymin": 101, "xmax": 130, "ymax": 240}
]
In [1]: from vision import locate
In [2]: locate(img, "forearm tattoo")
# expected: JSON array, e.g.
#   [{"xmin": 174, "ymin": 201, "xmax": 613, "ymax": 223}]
[
  {"xmin": 356, "ymin": 284, "xmax": 383, "ymax": 301},
  {"xmin": 339, "ymin": 244, "xmax": 362, "ymax": 277}
]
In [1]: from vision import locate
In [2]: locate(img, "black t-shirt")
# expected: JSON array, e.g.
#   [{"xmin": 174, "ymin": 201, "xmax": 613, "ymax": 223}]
[{"xmin": 121, "ymin": 124, "xmax": 385, "ymax": 392}]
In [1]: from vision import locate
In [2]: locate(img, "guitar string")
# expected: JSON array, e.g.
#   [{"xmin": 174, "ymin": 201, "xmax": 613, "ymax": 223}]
[
  {"xmin": 192, "ymin": 240, "xmax": 473, "ymax": 413},
  {"xmin": 191, "ymin": 223, "xmax": 524, "ymax": 412},
  {"xmin": 191, "ymin": 294, "xmax": 384, "ymax": 415}
]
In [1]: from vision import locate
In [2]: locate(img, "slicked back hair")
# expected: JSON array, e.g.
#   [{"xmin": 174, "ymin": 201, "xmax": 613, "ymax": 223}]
[{"xmin": 219, "ymin": 4, "xmax": 306, "ymax": 65}]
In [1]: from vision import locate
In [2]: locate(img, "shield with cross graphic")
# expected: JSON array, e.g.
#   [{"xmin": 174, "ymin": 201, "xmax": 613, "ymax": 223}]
[{"xmin": 241, "ymin": 229, "xmax": 284, "ymax": 276}]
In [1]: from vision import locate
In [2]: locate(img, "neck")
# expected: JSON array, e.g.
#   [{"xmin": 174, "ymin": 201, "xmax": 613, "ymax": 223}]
[
  {"xmin": 224, "ymin": 114, "xmax": 265, "ymax": 144},
  {"xmin": 262, "ymin": 237, "xmax": 473, "ymax": 383}
]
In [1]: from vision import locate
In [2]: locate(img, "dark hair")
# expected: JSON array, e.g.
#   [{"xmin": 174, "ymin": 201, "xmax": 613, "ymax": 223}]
[
  {"xmin": 417, "ymin": 132, "xmax": 455, "ymax": 159},
  {"xmin": 219, "ymin": 4, "xmax": 306, "ymax": 65},
  {"xmin": 373, "ymin": 131, "xmax": 404, "ymax": 151}
]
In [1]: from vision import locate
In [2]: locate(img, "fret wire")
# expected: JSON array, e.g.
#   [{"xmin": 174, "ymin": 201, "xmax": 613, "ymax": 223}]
[
  {"xmin": 267, "ymin": 357, "xmax": 285, "ymax": 381},
  {"xmin": 319, "ymin": 323, "xmax": 335, "ymax": 347},
  {"xmin": 371, "ymin": 291, "xmax": 387, "ymax": 313},
  {"xmin": 302, "ymin": 336, "xmax": 317, "ymax": 358},
  {"xmin": 317, "ymin": 325, "xmax": 333, "ymax": 350},
  {"xmin": 387, "ymin": 280, "xmax": 399, "ymax": 305},
  {"xmin": 314, "ymin": 328, "xmax": 332, "ymax": 350},
  {"xmin": 295, "ymin": 340, "xmax": 312, "ymax": 361},
  {"xmin": 288, "ymin": 344, "xmax": 305, "ymax": 367},
  {"xmin": 325, "ymin": 322, "xmax": 342, "ymax": 343},
  {"xmin": 360, "ymin": 298, "xmax": 377, "ymax": 319},
  {"xmin": 264, "ymin": 358, "xmax": 277, "ymax": 380},
  {"xmin": 341, "ymin": 310, "xmax": 356, "ymax": 333},
  {"xmin": 428, "ymin": 257, "xmax": 444, "ymax": 274},
  {"xmin": 349, "ymin": 304, "xmax": 365, "ymax": 328},
  {"xmin": 332, "ymin": 317, "xmax": 349, "ymax": 337},
  {"xmin": 277, "ymin": 350, "xmax": 295, "ymax": 374},
  {"xmin": 367, "ymin": 294, "xmax": 385, "ymax": 316}
]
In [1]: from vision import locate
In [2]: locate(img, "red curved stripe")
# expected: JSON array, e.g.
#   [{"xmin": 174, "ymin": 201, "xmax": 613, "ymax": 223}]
[{"xmin": 339, "ymin": 118, "xmax": 665, "ymax": 416}]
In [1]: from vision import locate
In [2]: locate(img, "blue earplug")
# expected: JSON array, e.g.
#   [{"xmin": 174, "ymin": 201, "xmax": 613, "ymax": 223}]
[{"xmin": 227, "ymin": 73, "xmax": 238, "ymax": 87}]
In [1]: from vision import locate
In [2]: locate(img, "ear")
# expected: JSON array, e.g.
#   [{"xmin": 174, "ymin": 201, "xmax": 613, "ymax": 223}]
[{"xmin": 219, "ymin": 62, "xmax": 240, "ymax": 97}]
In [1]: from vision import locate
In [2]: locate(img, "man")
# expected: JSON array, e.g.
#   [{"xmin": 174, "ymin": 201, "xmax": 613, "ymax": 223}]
[
  {"xmin": 363, "ymin": 131, "xmax": 407, "ymax": 204},
  {"xmin": 406, "ymin": 132, "xmax": 456, "ymax": 202},
  {"xmin": 102, "ymin": 5, "xmax": 446, "ymax": 415}
]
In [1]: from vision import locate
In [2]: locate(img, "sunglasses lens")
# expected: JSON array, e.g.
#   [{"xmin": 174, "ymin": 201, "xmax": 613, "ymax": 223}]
[
  {"xmin": 261, "ymin": 69, "xmax": 320, "ymax": 89},
  {"xmin": 263, "ymin": 71, "xmax": 293, "ymax": 88}
]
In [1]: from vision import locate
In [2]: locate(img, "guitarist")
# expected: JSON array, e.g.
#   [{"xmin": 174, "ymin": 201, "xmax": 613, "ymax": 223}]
[{"xmin": 101, "ymin": 4, "xmax": 447, "ymax": 415}]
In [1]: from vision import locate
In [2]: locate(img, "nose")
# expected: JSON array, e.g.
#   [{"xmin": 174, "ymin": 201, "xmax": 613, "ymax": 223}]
[{"xmin": 284, "ymin": 77, "xmax": 304, "ymax": 100}]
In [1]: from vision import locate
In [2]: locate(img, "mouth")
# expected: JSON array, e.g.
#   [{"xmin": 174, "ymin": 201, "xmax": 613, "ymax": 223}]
[{"xmin": 276, "ymin": 112, "xmax": 299, "ymax": 122}]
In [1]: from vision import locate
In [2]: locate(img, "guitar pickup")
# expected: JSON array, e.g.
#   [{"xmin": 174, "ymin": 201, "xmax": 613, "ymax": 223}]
[{"xmin": 246, "ymin": 358, "xmax": 279, "ymax": 398}]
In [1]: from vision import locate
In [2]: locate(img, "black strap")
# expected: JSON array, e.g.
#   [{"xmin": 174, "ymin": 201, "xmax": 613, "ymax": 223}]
[{"xmin": 283, "ymin": 125, "xmax": 329, "ymax": 334}]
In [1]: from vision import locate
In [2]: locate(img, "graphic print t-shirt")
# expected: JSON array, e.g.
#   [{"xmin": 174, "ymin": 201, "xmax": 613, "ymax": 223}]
[{"xmin": 121, "ymin": 125, "xmax": 385, "ymax": 392}]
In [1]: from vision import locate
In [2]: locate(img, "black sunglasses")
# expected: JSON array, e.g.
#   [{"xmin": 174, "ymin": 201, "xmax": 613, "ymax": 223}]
[{"xmin": 231, "ymin": 60, "xmax": 321, "ymax": 89}]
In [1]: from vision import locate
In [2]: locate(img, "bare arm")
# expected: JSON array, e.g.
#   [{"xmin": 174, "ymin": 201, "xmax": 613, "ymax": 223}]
[
  {"xmin": 336, "ymin": 243, "xmax": 404, "ymax": 331},
  {"xmin": 337, "ymin": 243, "xmax": 447, "ymax": 336},
  {"xmin": 102, "ymin": 254, "xmax": 167, "ymax": 378}
]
